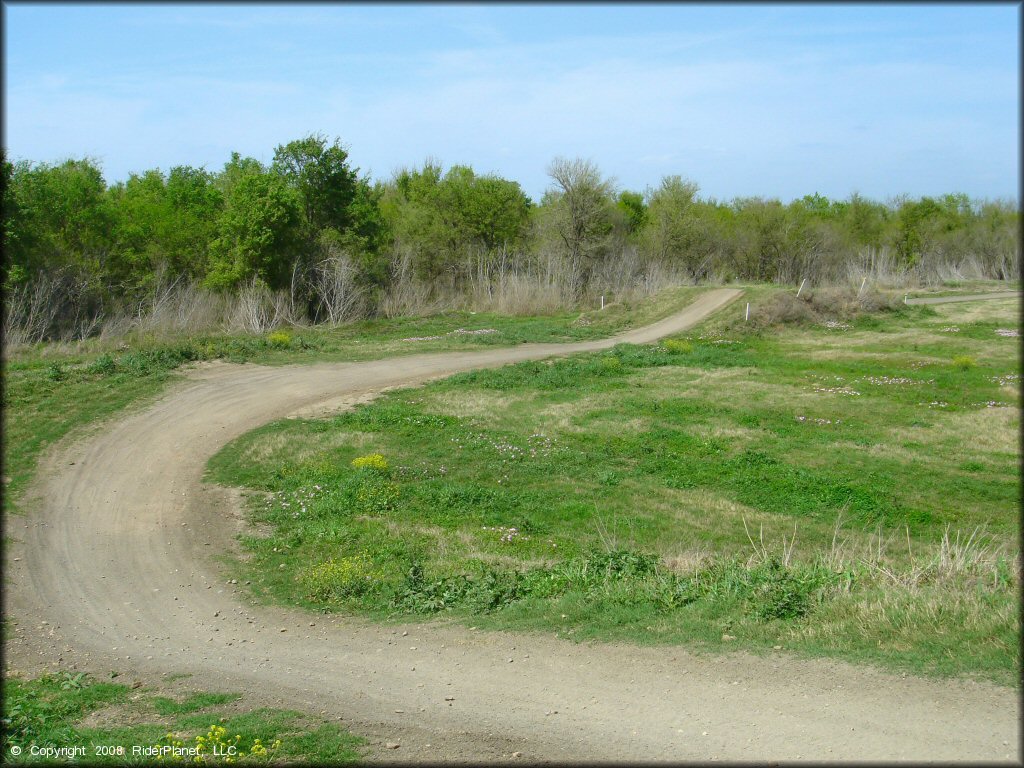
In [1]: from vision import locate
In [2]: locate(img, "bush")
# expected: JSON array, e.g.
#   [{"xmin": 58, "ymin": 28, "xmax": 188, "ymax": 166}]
[
  {"xmin": 300, "ymin": 553, "xmax": 378, "ymax": 600},
  {"xmin": 87, "ymin": 353, "xmax": 116, "ymax": 375},
  {"xmin": 46, "ymin": 362, "xmax": 67, "ymax": 382},
  {"xmin": 748, "ymin": 568, "xmax": 813, "ymax": 620},
  {"xmin": 353, "ymin": 475, "xmax": 399, "ymax": 514},
  {"xmin": 952, "ymin": 355, "xmax": 977, "ymax": 371},
  {"xmin": 267, "ymin": 330, "xmax": 292, "ymax": 348},
  {"xmin": 752, "ymin": 292, "xmax": 817, "ymax": 328},
  {"xmin": 748, "ymin": 287, "xmax": 905, "ymax": 331},
  {"xmin": 662, "ymin": 338, "xmax": 693, "ymax": 354},
  {"xmin": 351, "ymin": 453, "xmax": 388, "ymax": 472}
]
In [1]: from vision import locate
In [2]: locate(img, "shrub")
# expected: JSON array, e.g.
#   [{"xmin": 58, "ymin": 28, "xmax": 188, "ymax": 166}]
[
  {"xmin": 748, "ymin": 570, "xmax": 812, "ymax": 620},
  {"xmin": 300, "ymin": 552, "xmax": 378, "ymax": 600},
  {"xmin": 353, "ymin": 475, "xmax": 399, "ymax": 514},
  {"xmin": 351, "ymin": 453, "xmax": 388, "ymax": 472},
  {"xmin": 662, "ymin": 338, "xmax": 693, "ymax": 354},
  {"xmin": 46, "ymin": 362, "xmax": 67, "ymax": 382},
  {"xmin": 267, "ymin": 330, "xmax": 292, "ymax": 348},
  {"xmin": 952, "ymin": 355, "xmax": 977, "ymax": 371},
  {"xmin": 87, "ymin": 353, "xmax": 116, "ymax": 375}
]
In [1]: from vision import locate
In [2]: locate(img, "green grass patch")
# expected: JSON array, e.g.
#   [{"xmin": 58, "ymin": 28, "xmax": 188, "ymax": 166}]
[
  {"xmin": 1, "ymin": 671, "xmax": 365, "ymax": 764},
  {"xmin": 208, "ymin": 288, "xmax": 1020, "ymax": 685},
  {"xmin": 151, "ymin": 692, "xmax": 242, "ymax": 716}
]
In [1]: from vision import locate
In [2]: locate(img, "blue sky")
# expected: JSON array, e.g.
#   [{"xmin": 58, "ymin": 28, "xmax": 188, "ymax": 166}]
[{"xmin": 3, "ymin": 3, "xmax": 1019, "ymax": 203}]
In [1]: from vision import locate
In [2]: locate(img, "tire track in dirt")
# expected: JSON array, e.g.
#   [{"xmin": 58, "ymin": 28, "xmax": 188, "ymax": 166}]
[{"xmin": 5, "ymin": 288, "xmax": 1018, "ymax": 762}]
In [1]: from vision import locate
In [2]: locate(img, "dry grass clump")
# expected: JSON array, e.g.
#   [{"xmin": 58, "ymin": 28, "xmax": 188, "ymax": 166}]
[
  {"xmin": 804, "ymin": 513, "xmax": 1019, "ymax": 594},
  {"xmin": 749, "ymin": 286, "xmax": 903, "ymax": 330}
]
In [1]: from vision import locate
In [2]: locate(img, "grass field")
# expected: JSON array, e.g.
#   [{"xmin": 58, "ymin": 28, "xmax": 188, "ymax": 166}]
[
  {"xmin": 206, "ymin": 287, "xmax": 1021, "ymax": 685},
  {"xmin": 1, "ymin": 670, "xmax": 364, "ymax": 764},
  {"xmin": 0, "ymin": 286, "xmax": 704, "ymax": 516}
]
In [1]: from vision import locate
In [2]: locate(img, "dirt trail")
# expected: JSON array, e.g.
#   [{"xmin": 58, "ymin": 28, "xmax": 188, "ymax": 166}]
[
  {"xmin": 904, "ymin": 291, "xmax": 1021, "ymax": 305},
  {"xmin": 5, "ymin": 288, "xmax": 1018, "ymax": 762}
]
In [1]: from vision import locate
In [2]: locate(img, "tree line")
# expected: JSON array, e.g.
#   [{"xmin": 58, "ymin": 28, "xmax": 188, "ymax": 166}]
[{"xmin": 2, "ymin": 134, "xmax": 1019, "ymax": 339}]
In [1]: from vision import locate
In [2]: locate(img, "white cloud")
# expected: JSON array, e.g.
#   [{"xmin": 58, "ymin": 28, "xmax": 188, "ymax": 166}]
[{"xmin": 4, "ymin": 6, "xmax": 1017, "ymax": 201}]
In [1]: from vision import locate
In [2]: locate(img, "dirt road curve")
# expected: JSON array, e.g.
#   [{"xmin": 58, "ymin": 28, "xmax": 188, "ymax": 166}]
[
  {"xmin": 5, "ymin": 288, "xmax": 1018, "ymax": 762},
  {"xmin": 905, "ymin": 291, "xmax": 1021, "ymax": 305}
]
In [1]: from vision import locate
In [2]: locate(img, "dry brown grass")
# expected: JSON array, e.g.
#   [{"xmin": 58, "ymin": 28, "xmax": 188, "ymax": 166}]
[
  {"xmin": 643, "ymin": 485, "xmax": 797, "ymax": 540},
  {"xmin": 883, "ymin": 407, "xmax": 1019, "ymax": 455},
  {"xmin": 239, "ymin": 430, "xmax": 371, "ymax": 464},
  {"xmin": 746, "ymin": 286, "xmax": 904, "ymax": 331},
  {"xmin": 421, "ymin": 390, "xmax": 529, "ymax": 422}
]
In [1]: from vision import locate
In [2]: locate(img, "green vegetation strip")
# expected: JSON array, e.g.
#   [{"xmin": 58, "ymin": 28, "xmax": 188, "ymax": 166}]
[
  {"xmin": 1, "ymin": 671, "xmax": 364, "ymax": 764},
  {"xmin": 208, "ymin": 291, "xmax": 1020, "ymax": 685}
]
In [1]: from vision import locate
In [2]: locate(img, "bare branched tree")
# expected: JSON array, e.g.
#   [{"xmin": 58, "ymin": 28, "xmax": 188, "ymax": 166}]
[
  {"xmin": 545, "ymin": 157, "xmax": 616, "ymax": 298},
  {"xmin": 310, "ymin": 251, "xmax": 365, "ymax": 324}
]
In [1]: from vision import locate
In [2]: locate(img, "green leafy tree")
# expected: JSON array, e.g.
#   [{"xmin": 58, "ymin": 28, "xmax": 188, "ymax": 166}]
[
  {"xmin": 3, "ymin": 157, "xmax": 114, "ymax": 286},
  {"xmin": 108, "ymin": 169, "xmax": 170, "ymax": 290},
  {"xmin": 616, "ymin": 190, "xmax": 647, "ymax": 236},
  {"xmin": 381, "ymin": 161, "xmax": 531, "ymax": 281},
  {"xmin": 892, "ymin": 196, "xmax": 943, "ymax": 266},
  {"xmin": 642, "ymin": 176, "xmax": 713, "ymax": 277},
  {"xmin": 164, "ymin": 166, "xmax": 225, "ymax": 276},
  {"xmin": 206, "ymin": 169, "xmax": 303, "ymax": 290},
  {"xmin": 272, "ymin": 134, "xmax": 359, "ymax": 239},
  {"xmin": 108, "ymin": 166, "xmax": 224, "ymax": 291},
  {"xmin": 730, "ymin": 197, "xmax": 792, "ymax": 282},
  {"xmin": 842, "ymin": 192, "xmax": 888, "ymax": 252},
  {"xmin": 270, "ymin": 134, "xmax": 388, "ymax": 299},
  {"xmin": 1, "ymin": 152, "xmax": 27, "ymax": 289}
]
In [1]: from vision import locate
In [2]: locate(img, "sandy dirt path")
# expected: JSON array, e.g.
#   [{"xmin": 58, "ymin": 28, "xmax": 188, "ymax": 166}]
[
  {"xmin": 5, "ymin": 288, "xmax": 1018, "ymax": 762},
  {"xmin": 904, "ymin": 291, "xmax": 1021, "ymax": 305}
]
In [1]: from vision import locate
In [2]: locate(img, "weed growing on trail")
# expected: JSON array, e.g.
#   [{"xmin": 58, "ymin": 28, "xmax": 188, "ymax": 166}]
[
  {"xmin": 354, "ymin": 475, "xmax": 400, "ymax": 515},
  {"xmin": 87, "ymin": 353, "xmax": 117, "ymax": 375},
  {"xmin": 45, "ymin": 362, "xmax": 66, "ymax": 382},
  {"xmin": 152, "ymin": 693, "xmax": 241, "ymax": 716},
  {"xmin": 399, "ymin": 549, "xmax": 843, "ymax": 621},
  {"xmin": 154, "ymin": 723, "xmax": 282, "ymax": 762}
]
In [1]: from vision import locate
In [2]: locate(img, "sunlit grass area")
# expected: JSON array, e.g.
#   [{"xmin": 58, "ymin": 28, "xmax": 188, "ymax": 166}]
[
  {"xmin": 0, "ymin": 670, "xmax": 364, "ymax": 764},
  {"xmin": 207, "ymin": 289, "xmax": 1020, "ymax": 685}
]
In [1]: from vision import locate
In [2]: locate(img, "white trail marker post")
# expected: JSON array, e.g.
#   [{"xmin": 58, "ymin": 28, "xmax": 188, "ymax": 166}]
[{"xmin": 745, "ymin": 302, "xmax": 750, "ymax": 322}]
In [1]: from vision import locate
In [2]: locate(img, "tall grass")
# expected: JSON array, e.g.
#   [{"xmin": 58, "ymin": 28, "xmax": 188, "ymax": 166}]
[
  {"xmin": 4, "ymin": 276, "xmax": 305, "ymax": 356},
  {"xmin": 3, "ymin": 237, "xmax": 1017, "ymax": 350},
  {"xmin": 380, "ymin": 245, "xmax": 691, "ymax": 318}
]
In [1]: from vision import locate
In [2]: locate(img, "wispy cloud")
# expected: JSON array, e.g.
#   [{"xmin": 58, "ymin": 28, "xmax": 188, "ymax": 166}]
[{"xmin": 3, "ymin": 4, "xmax": 1017, "ymax": 201}]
